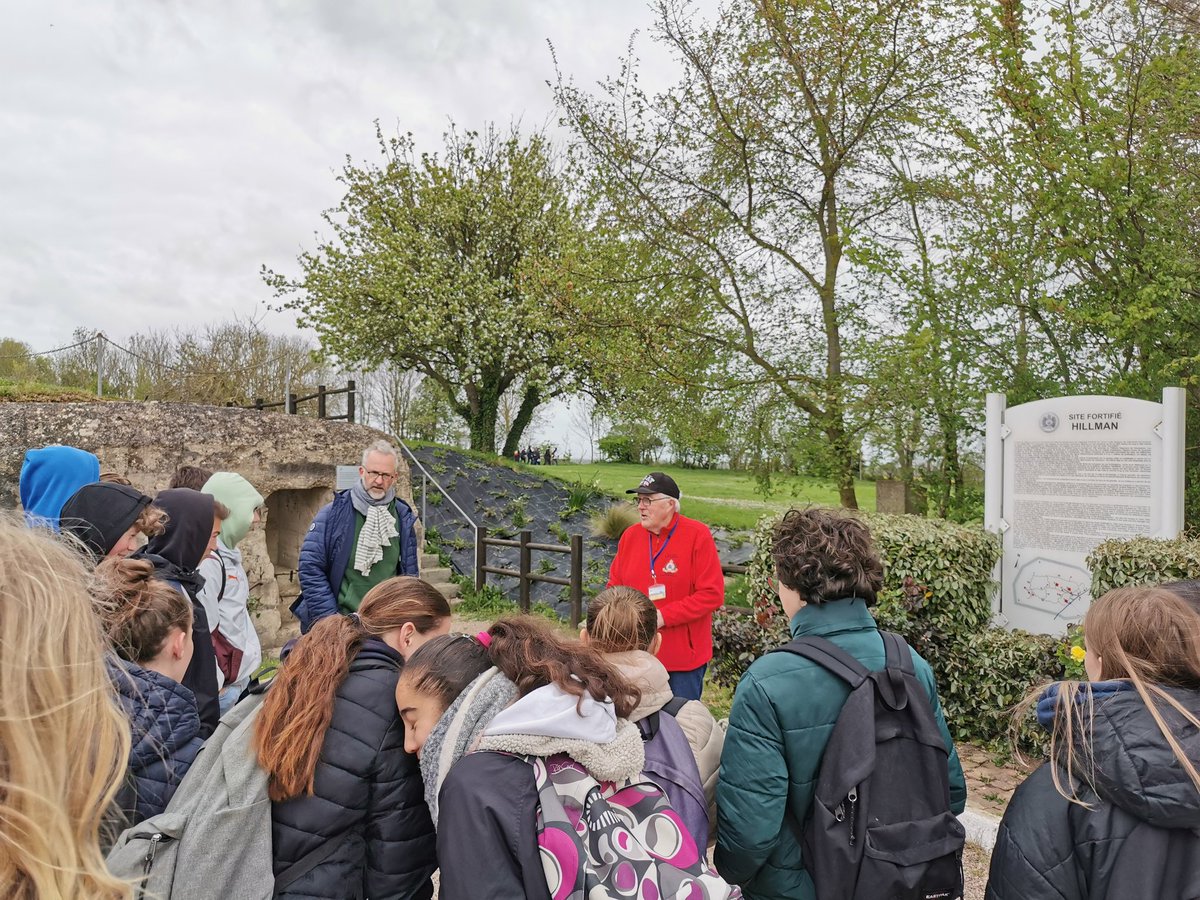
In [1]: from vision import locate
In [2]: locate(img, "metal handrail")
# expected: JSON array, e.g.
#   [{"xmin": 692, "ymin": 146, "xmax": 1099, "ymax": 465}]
[{"xmin": 395, "ymin": 439, "xmax": 479, "ymax": 577}]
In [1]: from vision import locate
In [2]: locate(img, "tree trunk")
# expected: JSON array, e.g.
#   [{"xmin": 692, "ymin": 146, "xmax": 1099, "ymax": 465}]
[
  {"xmin": 464, "ymin": 384, "xmax": 502, "ymax": 454},
  {"xmin": 825, "ymin": 411, "xmax": 859, "ymax": 509},
  {"xmin": 501, "ymin": 385, "xmax": 542, "ymax": 458}
]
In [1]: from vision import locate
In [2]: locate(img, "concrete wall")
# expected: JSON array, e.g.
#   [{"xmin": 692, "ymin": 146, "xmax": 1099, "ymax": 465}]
[{"xmin": 0, "ymin": 401, "xmax": 414, "ymax": 654}]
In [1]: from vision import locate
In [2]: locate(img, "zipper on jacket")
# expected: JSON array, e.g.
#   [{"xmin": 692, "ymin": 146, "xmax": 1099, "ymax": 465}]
[
  {"xmin": 143, "ymin": 833, "xmax": 162, "ymax": 875},
  {"xmin": 847, "ymin": 787, "xmax": 858, "ymax": 846}
]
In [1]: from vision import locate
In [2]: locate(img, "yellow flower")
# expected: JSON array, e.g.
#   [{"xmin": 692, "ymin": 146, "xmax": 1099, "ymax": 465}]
[{"xmin": 1070, "ymin": 645, "xmax": 1086, "ymax": 663}]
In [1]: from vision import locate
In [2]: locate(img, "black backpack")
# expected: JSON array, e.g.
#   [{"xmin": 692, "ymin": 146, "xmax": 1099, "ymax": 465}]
[{"xmin": 773, "ymin": 631, "xmax": 965, "ymax": 900}]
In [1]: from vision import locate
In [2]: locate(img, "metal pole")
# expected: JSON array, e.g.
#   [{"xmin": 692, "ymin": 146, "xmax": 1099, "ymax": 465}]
[
  {"xmin": 569, "ymin": 533, "xmax": 584, "ymax": 629},
  {"xmin": 1161, "ymin": 386, "xmax": 1187, "ymax": 538},
  {"xmin": 95, "ymin": 332, "xmax": 105, "ymax": 398},
  {"xmin": 519, "ymin": 530, "xmax": 532, "ymax": 613},
  {"xmin": 421, "ymin": 473, "xmax": 428, "ymax": 525},
  {"xmin": 983, "ymin": 392, "xmax": 1006, "ymax": 534}
]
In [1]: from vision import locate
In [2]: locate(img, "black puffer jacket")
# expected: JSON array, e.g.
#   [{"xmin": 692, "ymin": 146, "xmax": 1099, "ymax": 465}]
[
  {"xmin": 986, "ymin": 684, "xmax": 1200, "ymax": 900},
  {"xmin": 271, "ymin": 638, "xmax": 436, "ymax": 900},
  {"xmin": 109, "ymin": 657, "xmax": 203, "ymax": 824}
]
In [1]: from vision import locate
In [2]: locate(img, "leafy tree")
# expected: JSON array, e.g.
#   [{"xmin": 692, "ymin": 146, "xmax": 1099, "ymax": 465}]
[
  {"xmin": 266, "ymin": 124, "xmax": 595, "ymax": 456},
  {"xmin": 556, "ymin": 0, "xmax": 974, "ymax": 507},
  {"xmin": 598, "ymin": 421, "xmax": 663, "ymax": 464}
]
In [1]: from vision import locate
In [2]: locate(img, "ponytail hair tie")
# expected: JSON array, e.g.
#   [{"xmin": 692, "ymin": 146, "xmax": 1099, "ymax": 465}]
[
  {"xmin": 475, "ymin": 630, "xmax": 492, "ymax": 649},
  {"xmin": 349, "ymin": 612, "xmax": 363, "ymax": 628}
]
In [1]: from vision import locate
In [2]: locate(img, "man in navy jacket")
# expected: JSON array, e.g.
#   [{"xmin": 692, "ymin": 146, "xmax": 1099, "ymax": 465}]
[{"xmin": 293, "ymin": 440, "xmax": 419, "ymax": 632}]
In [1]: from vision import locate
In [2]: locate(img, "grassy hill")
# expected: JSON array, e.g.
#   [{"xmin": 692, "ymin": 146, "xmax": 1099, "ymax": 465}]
[
  {"xmin": 529, "ymin": 460, "xmax": 876, "ymax": 531},
  {"xmin": 0, "ymin": 379, "xmax": 96, "ymax": 402}
]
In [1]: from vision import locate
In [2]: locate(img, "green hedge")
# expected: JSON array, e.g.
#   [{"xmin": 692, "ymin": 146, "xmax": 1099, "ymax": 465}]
[
  {"xmin": 713, "ymin": 511, "xmax": 1066, "ymax": 750},
  {"xmin": 1088, "ymin": 536, "xmax": 1200, "ymax": 595}
]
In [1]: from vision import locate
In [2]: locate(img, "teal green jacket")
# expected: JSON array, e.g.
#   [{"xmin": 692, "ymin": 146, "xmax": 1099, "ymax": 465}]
[{"xmin": 714, "ymin": 598, "xmax": 967, "ymax": 900}]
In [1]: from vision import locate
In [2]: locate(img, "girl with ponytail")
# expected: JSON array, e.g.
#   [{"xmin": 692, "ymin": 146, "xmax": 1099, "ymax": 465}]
[
  {"xmin": 92, "ymin": 556, "xmax": 203, "ymax": 825},
  {"xmin": 583, "ymin": 585, "xmax": 724, "ymax": 843},
  {"xmin": 396, "ymin": 615, "xmax": 729, "ymax": 900},
  {"xmin": 986, "ymin": 585, "xmax": 1200, "ymax": 899},
  {"xmin": 253, "ymin": 576, "xmax": 448, "ymax": 900}
]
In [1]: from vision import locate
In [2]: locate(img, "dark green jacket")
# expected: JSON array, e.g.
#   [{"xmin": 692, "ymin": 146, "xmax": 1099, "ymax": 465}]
[{"xmin": 714, "ymin": 598, "xmax": 967, "ymax": 900}]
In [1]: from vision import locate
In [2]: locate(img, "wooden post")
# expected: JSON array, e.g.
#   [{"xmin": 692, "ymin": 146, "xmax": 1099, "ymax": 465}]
[
  {"xmin": 287, "ymin": 392, "xmax": 297, "ymax": 415},
  {"xmin": 519, "ymin": 530, "xmax": 532, "ymax": 613},
  {"xmin": 475, "ymin": 528, "xmax": 487, "ymax": 592},
  {"xmin": 346, "ymin": 379, "xmax": 356, "ymax": 424},
  {"xmin": 569, "ymin": 533, "xmax": 584, "ymax": 628},
  {"xmin": 317, "ymin": 385, "xmax": 327, "ymax": 419},
  {"xmin": 255, "ymin": 398, "xmax": 264, "ymax": 411}
]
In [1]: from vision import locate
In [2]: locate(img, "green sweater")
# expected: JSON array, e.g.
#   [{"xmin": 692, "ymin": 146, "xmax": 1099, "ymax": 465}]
[
  {"xmin": 336, "ymin": 509, "xmax": 401, "ymax": 614},
  {"xmin": 715, "ymin": 598, "xmax": 967, "ymax": 900}
]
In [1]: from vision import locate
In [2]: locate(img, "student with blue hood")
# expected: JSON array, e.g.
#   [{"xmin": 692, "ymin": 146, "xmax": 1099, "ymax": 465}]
[
  {"xmin": 134, "ymin": 488, "xmax": 227, "ymax": 738},
  {"xmin": 19, "ymin": 445, "xmax": 100, "ymax": 530},
  {"xmin": 199, "ymin": 472, "xmax": 266, "ymax": 713}
]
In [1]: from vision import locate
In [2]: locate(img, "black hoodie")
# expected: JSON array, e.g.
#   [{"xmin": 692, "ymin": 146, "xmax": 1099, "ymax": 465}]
[
  {"xmin": 134, "ymin": 488, "xmax": 221, "ymax": 738},
  {"xmin": 60, "ymin": 482, "xmax": 151, "ymax": 561},
  {"xmin": 987, "ymin": 685, "xmax": 1200, "ymax": 899}
]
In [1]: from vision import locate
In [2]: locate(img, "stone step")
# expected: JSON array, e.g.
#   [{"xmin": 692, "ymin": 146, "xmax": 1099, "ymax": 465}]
[
  {"xmin": 432, "ymin": 581, "xmax": 462, "ymax": 601},
  {"xmin": 420, "ymin": 552, "xmax": 441, "ymax": 570},
  {"xmin": 423, "ymin": 566, "xmax": 453, "ymax": 584}
]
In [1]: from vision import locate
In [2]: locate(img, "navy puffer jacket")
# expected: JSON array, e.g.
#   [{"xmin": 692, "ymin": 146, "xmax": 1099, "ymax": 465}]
[
  {"xmin": 271, "ymin": 638, "xmax": 436, "ymax": 900},
  {"xmin": 293, "ymin": 490, "xmax": 419, "ymax": 633},
  {"xmin": 109, "ymin": 657, "xmax": 204, "ymax": 824}
]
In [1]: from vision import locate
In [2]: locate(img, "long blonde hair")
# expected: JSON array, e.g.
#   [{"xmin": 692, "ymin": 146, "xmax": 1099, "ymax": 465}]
[
  {"xmin": 0, "ymin": 515, "xmax": 133, "ymax": 899},
  {"xmin": 1018, "ymin": 585, "xmax": 1200, "ymax": 806}
]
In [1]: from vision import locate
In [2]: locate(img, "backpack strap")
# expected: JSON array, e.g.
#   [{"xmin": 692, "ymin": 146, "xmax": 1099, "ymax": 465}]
[
  {"xmin": 662, "ymin": 696, "xmax": 688, "ymax": 717},
  {"xmin": 216, "ymin": 552, "xmax": 227, "ymax": 603},
  {"xmin": 878, "ymin": 631, "xmax": 913, "ymax": 711},
  {"xmin": 638, "ymin": 711, "xmax": 662, "ymax": 741},
  {"xmin": 771, "ymin": 636, "xmax": 872, "ymax": 688},
  {"xmin": 272, "ymin": 831, "xmax": 353, "ymax": 896}
]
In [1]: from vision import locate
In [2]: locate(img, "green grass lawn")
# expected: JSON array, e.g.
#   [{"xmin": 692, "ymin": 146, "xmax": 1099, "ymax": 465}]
[
  {"xmin": 532, "ymin": 461, "xmax": 875, "ymax": 531},
  {"xmin": 0, "ymin": 379, "xmax": 96, "ymax": 402}
]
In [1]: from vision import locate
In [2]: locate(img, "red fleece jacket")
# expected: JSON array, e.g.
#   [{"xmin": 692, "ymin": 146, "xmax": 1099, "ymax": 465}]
[{"xmin": 607, "ymin": 513, "xmax": 725, "ymax": 672}]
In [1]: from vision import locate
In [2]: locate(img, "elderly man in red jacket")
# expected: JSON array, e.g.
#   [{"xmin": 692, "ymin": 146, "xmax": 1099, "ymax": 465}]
[{"xmin": 606, "ymin": 472, "xmax": 725, "ymax": 700}]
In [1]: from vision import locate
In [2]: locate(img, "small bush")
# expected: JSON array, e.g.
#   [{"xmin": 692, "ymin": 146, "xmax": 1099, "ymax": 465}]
[
  {"xmin": 510, "ymin": 497, "xmax": 530, "ymax": 528},
  {"xmin": 454, "ymin": 582, "xmax": 562, "ymax": 623},
  {"xmin": 1088, "ymin": 536, "xmax": 1200, "ymax": 596},
  {"xmin": 563, "ymin": 476, "xmax": 603, "ymax": 516},
  {"xmin": 589, "ymin": 503, "xmax": 640, "ymax": 540}
]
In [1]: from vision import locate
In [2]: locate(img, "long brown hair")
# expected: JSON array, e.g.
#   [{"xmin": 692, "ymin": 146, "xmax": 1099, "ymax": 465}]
[
  {"xmin": 254, "ymin": 577, "xmax": 451, "ymax": 801},
  {"xmin": 92, "ymin": 558, "xmax": 192, "ymax": 664},
  {"xmin": 488, "ymin": 616, "xmax": 640, "ymax": 718},
  {"xmin": 585, "ymin": 586, "xmax": 657, "ymax": 654},
  {"xmin": 1015, "ymin": 585, "xmax": 1200, "ymax": 805}
]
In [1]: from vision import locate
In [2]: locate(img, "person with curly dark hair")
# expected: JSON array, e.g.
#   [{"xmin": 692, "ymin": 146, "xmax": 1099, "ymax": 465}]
[{"xmin": 715, "ymin": 507, "xmax": 965, "ymax": 899}]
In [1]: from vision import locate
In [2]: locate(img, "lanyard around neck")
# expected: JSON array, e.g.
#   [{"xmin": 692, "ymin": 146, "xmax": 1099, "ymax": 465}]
[{"xmin": 648, "ymin": 517, "xmax": 680, "ymax": 582}]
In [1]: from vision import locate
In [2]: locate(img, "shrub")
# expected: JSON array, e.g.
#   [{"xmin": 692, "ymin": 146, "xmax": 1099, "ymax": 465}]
[
  {"xmin": 1088, "ymin": 536, "xmax": 1200, "ymax": 596},
  {"xmin": 589, "ymin": 503, "xmax": 640, "ymax": 540},
  {"xmin": 563, "ymin": 476, "xmax": 603, "ymax": 517},
  {"xmin": 712, "ymin": 510, "xmax": 1065, "ymax": 748}
]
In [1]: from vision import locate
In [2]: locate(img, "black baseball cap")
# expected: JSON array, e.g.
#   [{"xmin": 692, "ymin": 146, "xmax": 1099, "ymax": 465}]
[{"xmin": 626, "ymin": 472, "xmax": 680, "ymax": 500}]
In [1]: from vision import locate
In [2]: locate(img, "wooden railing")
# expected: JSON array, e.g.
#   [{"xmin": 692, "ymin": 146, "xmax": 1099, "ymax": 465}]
[
  {"xmin": 475, "ymin": 528, "xmax": 585, "ymax": 627},
  {"xmin": 233, "ymin": 380, "xmax": 356, "ymax": 423}
]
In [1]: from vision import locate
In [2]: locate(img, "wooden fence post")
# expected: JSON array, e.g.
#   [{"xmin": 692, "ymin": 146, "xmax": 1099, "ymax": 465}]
[
  {"xmin": 518, "ymin": 530, "xmax": 532, "ymax": 613},
  {"xmin": 317, "ymin": 385, "xmax": 327, "ymax": 419},
  {"xmin": 475, "ymin": 528, "xmax": 487, "ymax": 592},
  {"xmin": 569, "ymin": 533, "xmax": 584, "ymax": 628},
  {"xmin": 347, "ymin": 379, "xmax": 356, "ymax": 424}
]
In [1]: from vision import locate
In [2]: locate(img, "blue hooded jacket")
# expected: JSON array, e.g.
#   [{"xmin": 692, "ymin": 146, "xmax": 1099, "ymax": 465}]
[{"xmin": 19, "ymin": 445, "xmax": 100, "ymax": 530}]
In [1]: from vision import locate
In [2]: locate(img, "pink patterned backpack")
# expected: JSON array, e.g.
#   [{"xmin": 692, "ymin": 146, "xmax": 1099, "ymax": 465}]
[{"xmin": 530, "ymin": 753, "xmax": 741, "ymax": 900}]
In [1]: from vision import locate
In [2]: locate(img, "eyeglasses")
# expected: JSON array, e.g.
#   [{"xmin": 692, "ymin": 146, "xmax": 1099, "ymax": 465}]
[
  {"xmin": 364, "ymin": 469, "xmax": 398, "ymax": 482},
  {"xmin": 635, "ymin": 495, "xmax": 672, "ymax": 507}
]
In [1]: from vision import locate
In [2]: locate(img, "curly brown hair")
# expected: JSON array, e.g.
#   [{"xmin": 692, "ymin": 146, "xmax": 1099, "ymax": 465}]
[
  {"xmin": 771, "ymin": 508, "xmax": 883, "ymax": 606},
  {"xmin": 132, "ymin": 502, "xmax": 168, "ymax": 538},
  {"xmin": 92, "ymin": 557, "xmax": 193, "ymax": 663}
]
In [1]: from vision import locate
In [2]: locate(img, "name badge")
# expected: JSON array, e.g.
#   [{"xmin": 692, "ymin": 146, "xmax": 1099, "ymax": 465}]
[{"xmin": 648, "ymin": 583, "xmax": 667, "ymax": 602}]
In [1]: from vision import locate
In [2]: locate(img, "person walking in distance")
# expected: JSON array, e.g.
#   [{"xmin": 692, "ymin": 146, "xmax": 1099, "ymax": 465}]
[{"xmin": 606, "ymin": 472, "xmax": 724, "ymax": 700}]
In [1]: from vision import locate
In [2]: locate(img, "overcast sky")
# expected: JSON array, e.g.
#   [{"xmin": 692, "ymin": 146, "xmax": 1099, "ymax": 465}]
[
  {"xmin": 0, "ymin": 1, "xmax": 689, "ymax": 343},
  {"xmin": 0, "ymin": 0, "xmax": 699, "ymax": 453}
]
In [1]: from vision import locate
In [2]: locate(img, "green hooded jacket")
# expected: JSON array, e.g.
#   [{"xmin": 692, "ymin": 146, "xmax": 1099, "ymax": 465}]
[
  {"xmin": 202, "ymin": 473, "xmax": 264, "ymax": 550},
  {"xmin": 715, "ymin": 598, "xmax": 966, "ymax": 900}
]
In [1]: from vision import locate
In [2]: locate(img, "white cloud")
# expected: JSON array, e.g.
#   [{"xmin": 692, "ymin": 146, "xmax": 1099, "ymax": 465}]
[{"xmin": 0, "ymin": 0, "xmax": 695, "ymax": 351}]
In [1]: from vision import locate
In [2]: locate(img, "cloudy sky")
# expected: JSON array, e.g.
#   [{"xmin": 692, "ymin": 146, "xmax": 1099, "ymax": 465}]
[{"xmin": 0, "ymin": 1, "xmax": 689, "ymax": 345}]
